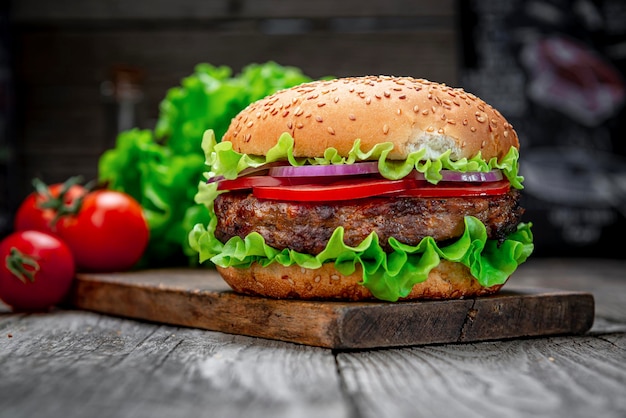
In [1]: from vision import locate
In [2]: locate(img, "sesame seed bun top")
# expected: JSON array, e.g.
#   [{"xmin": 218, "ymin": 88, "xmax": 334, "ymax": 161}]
[{"xmin": 223, "ymin": 75, "xmax": 519, "ymax": 162}]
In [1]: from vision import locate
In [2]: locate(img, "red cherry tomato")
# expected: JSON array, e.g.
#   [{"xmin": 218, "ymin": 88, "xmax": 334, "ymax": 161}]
[
  {"xmin": 55, "ymin": 190, "xmax": 149, "ymax": 272},
  {"xmin": 14, "ymin": 179, "xmax": 87, "ymax": 234},
  {"xmin": 0, "ymin": 230, "xmax": 75, "ymax": 311}
]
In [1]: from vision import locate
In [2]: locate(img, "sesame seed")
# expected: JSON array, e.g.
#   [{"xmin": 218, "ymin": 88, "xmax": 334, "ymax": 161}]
[
  {"xmin": 503, "ymin": 130, "xmax": 509, "ymax": 138},
  {"xmin": 294, "ymin": 107, "xmax": 303, "ymax": 116},
  {"xmin": 426, "ymin": 126, "xmax": 434, "ymax": 132},
  {"xmin": 315, "ymin": 115, "xmax": 323, "ymax": 122},
  {"xmin": 334, "ymin": 97, "xmax": 340, "ymax": 103},
  {"xmin": 331, "ymin": 275, "xmax": 340, "ymax": 281},
  {"xmin": 349, "ymin": 114, "xmax": 356, "ymax": 121},
  {"xmin": 475, "ymin": 112, "xmax": 486, "ymax": 123},
  {"xmin": 287, "ymin": 122, "xmax": 293, "ymax": 129},
  {"xmin": 296, "ymin": 122, "xmax": 304, "ymax": 129},
  {"xmin": 422, "ymin": 109, "xmax": 429, "ymax": 115},
  {"xmin": 447, "ymin": 119, "xmax": 456, "ymax": 125},
  {"xmin": 375, "ymin": 94, "xmax": 382, "ymax": 99},
  {"xmin": 413, "ymin": 105, "xmax": 419, "ymax": 113},
  {"xmin": 383, "ymin": 124, "xmax": 390, "ymax": 134},
  {"xmin": 314, "ymin": 276, "xmax": 321, "ymax": 283},
  {"xmin": 438, "ymin": 128, "xmax": 444, "ymax": 134},
  {"xmin": 365, "ymin": 97, "xmax": 371, "ymax": 104},
  {"xmin": 327, "ymin": 126, "xmax": 335, "ymax": 135},
  {"xmin": 470, "ymin": 126, "xmax": 476, "ymax": 132},
  {"xmin": 282, "ymin": 110, "xmax": 289, "ymax": 117},
  {"xmin": 384, "ymin": 91, "xmax": 390, "ymax": 98},
  {"xmin": 244, "ymin": 133, "xmax": 252, "ymax": 142},
  {"xmin": 398, "ymin": 95, "xmax": 406, "ymax": 99},
  {"xmin": 246, "ymin": 121, "xmax": 254, "ymax": 127},
  {"xmin": 463, "ymin": 119, "xmax": 468, "ymax": 125},
  {"xmin": 397, "ymin": 108, "xmax": 402, "ymax": 116},
  {"xmin": 317, "ymin": 102, "xmax": 326, "ymax": 107}
]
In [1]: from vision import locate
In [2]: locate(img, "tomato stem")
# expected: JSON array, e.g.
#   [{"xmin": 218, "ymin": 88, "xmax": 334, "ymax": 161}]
[
  {"xmin": 32, "ymin": 176, "xmax": 94, "ymax": 227},
  {"xmin": 5, "ymin": 247, "xmax": 40, "ymax": 284}
]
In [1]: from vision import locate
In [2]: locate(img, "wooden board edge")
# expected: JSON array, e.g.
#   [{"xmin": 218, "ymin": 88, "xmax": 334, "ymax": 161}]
[
  {"xmin": 69, "ymin": 272, "xmax": 596, "ymax": 349},
  {"xmin": 70, "ymin": 277, "xmax": 345, "ymax": 348}
]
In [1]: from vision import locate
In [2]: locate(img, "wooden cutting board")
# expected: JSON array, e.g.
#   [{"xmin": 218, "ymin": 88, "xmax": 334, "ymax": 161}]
[{"xmin": 69, "ymin": 268, "xmax": 595, "ymax": 349}]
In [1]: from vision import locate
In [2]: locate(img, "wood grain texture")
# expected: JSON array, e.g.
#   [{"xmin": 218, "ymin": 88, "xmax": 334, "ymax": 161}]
[
  {"xmin": 336, "ymin": 334, "xmax": 626, "ymax": 418},
  {"xmin": 0, "ymin": 311, "xmax": 349, "ymax": 418},
  {"xmin": 1, "ymin": 259, "xmax": 625, "ymax": 418},
  {"xmin": 69, "ymin": 268, "xmax": 595, "ymax": 349}
]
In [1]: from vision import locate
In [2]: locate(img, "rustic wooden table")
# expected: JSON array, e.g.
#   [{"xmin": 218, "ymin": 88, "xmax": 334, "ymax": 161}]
[{"xmin": 1, "ymin": 258, "xmax": 625, "ymax": 418}]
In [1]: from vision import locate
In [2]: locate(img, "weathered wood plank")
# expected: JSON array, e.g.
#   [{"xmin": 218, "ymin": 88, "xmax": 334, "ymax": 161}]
[
  {"xmin": 0, "ymin": 310, "xmax": 348, "ymax": 418},
  {"xmin": 69, "ymin": 268, "xmax": 595, "ymax": 349},
  {"xmin": 1, "ymin": 259, "xmax": 625, "ymax": 418},
  {"xmin": 336, "ymin": 334, "xmax": 626, "ymax": 418},
  {"xmin": 515, "ymin": 258, "xmax": 626, "ymax": 323}
]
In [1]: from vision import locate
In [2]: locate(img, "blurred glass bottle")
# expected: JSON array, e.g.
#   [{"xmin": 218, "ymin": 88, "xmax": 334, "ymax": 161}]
[{"xmin": 100, "ymin": 66, "xmax": 144, "ymax": 149}]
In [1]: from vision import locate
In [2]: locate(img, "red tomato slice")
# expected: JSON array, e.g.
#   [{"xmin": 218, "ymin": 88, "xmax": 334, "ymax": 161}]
[
  {"xmin": 391, "ymin": 179, "xmax": 511, "ymax": 197},
  {"xmin": 253, "ymin": 178, "xmax": 511, "ymax": 201},
  {"xmin": 217, "ymin": 176, "xmax": 288, "ymax": 191},
  {"xmin": 253, "ymin": 178, "xmax": 410, "ymax": 201}
]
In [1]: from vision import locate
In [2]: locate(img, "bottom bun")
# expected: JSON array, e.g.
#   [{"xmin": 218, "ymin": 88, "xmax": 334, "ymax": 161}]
[{"xmin": 217, "ymin": 260, "xmax": 504, "ymax": 301}]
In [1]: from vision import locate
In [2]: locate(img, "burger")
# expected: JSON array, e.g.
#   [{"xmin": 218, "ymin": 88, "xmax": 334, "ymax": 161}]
[{"xmin": 189, "ymin": 75, "xmax": 534, "ymax": 302}]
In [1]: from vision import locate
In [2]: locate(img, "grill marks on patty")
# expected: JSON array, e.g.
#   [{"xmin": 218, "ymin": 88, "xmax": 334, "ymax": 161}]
[{"xmin": 213, "ymin": 190, "xmax": 525, "ymax": 255}]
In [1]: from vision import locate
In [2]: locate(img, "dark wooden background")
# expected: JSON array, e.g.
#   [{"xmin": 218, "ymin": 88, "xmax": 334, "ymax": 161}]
[{"xmin": 6, "ymin": 0, "xmax": 458, "ymax": 203}]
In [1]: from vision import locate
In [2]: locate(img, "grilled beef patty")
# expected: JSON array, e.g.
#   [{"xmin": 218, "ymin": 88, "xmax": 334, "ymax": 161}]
[{"xmin": 214, "ymin": 190, "xmax": 525, "ymax": 255}]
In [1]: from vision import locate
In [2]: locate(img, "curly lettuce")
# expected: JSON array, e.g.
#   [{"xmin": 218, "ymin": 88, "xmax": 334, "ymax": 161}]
[
  {"xmin": 189, "ymin": 130, "xmax": 534, "ymax": 302},
  {"xmin": 98, "ymin": 62, "xmax": 318, "ymax": 267},
  {"xmin": 203, "ymin": 130, "xmax": 524, "ymax": 188}
]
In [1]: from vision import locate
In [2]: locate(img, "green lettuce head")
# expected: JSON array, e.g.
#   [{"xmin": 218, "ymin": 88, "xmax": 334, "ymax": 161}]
[{"xmin": 189, "ymin": 76, "xmax": 534, "ymax": 302}]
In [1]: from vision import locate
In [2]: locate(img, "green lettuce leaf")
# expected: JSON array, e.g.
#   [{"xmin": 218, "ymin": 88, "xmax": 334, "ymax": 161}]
[
  {"xmin": 199, "ymin": 129, "xmax": 525, "ymax": 188},
  {"xmin": 98, "ymin": 62, "xmax": 318, "ymax": 267},
  {"xmin": 189, "ymin": 218, "xmax": 534, "ymax": 302}
]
